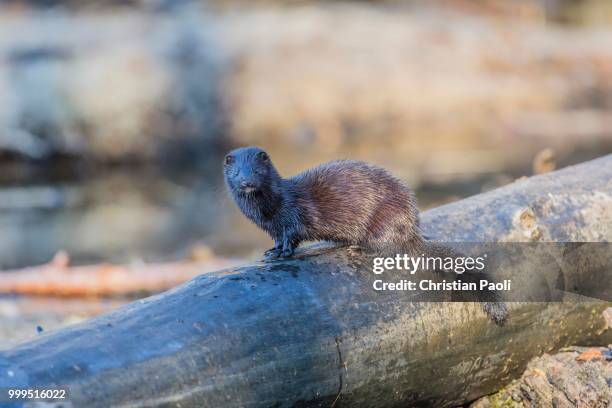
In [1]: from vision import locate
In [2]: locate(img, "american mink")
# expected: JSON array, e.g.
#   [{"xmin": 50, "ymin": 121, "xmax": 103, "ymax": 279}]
[{"xmin": 224, "ymin": 146, "xmax": 507, "ymax": 325}]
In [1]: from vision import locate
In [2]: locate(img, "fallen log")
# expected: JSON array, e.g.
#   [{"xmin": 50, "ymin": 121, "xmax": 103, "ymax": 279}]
[
  {"xmin": 470, "ymin": 344, "xmax": 612, "ymax": 407},
  {"xmin": 1, "ymin": 155, "xmax": 611, "ymax": 407},
  {"xmin": 0, "ymin": 251, "xmax": 243, "ymax": 297}
]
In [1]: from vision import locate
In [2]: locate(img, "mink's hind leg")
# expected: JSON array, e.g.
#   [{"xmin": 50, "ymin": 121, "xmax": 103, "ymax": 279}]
[{"xmin": 346, "ymin": 245, "xmax": 363, "ymax": 257}]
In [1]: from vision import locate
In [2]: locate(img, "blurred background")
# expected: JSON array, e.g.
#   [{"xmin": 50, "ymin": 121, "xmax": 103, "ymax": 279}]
[{"xmin": 1, "ymin": 0, "xmax": 612, "ymax": 347}]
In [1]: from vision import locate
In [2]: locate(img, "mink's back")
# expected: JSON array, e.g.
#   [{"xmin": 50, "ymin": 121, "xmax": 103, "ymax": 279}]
[{"xmin": 288, "ymin": 160, "xmax": 420, "ymax": 248}]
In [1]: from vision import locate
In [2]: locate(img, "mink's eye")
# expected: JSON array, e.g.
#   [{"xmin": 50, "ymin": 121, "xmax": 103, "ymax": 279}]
[
  {"xmin": 224, "ymin": 155, "xmax": 234, "ymax": 166},
  {"xmin": 258, "ymin": 151, "xmax": 269, "ymax": 162}
]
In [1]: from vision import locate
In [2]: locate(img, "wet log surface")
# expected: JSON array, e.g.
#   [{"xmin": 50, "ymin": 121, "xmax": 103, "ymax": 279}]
[{"xmin": 1, "ymin": 155, "xmax": 611, "ymax": 408}]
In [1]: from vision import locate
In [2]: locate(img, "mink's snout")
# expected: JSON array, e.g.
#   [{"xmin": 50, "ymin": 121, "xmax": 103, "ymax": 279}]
[
  {"xmin": 239, "ymin": 179, "xmax": 257, "ymax": 193},
  {"xmin": 240, "ymin": 180, "xmax": 256, "ymax": 189},
  {"xmin": 235, "ymin": 169, "xmax": 260, "ymax": 192}
]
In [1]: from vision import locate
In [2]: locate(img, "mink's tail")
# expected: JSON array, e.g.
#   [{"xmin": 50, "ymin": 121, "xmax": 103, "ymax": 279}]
[{"xmin": 420, "ymin": 240, "xmax": 509, "ymax": 326}]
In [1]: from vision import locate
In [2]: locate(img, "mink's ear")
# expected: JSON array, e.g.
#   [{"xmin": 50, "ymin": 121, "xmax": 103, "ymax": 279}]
[{"xmin": 257, "ymin": 151, "xmax": 270, "ymax": 163}]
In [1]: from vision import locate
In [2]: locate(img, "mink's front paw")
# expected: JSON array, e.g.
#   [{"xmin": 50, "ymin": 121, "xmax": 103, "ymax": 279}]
[
  {"xmin": 263, "ymin": 247, "xmax": 282, "ymax": 260},
  {"xmin": 264, "ymin": 247, "xmax": 282, "ymax": 258},
  {"xmin": 280, "ymin": 247, "xmax": 295, "ymax": 258}
]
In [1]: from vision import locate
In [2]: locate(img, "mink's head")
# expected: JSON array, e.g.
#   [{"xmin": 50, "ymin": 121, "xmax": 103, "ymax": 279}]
[{"xmin": 223, "ymin": 146, "xmax": 280, "ymax": 196}]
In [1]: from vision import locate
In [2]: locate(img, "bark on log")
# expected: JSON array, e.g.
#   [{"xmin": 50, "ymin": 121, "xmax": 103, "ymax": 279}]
[
  {"xmin": 1, "ymin": 156, "xmax": 611, "ymax": 408},
  {"xmin": 470, "ymin": 345, "xmax": 612, "ymax": 407}
]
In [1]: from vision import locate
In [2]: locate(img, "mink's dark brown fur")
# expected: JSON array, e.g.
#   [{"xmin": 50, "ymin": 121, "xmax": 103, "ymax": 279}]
[{"xmin": 224, "ymin": 146, "xmax": 507, "ymax": 325}]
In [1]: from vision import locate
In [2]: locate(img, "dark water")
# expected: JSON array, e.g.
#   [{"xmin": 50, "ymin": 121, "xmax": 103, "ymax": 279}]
[{"xmin": 0, "ymin": 164, "xmax": 227, "ymax": 269}]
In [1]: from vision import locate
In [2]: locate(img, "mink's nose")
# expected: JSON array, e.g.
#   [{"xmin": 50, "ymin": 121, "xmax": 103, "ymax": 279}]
[{"xmin": 240, "ymin": 181, "xmax": 255, "ymax": 189}]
